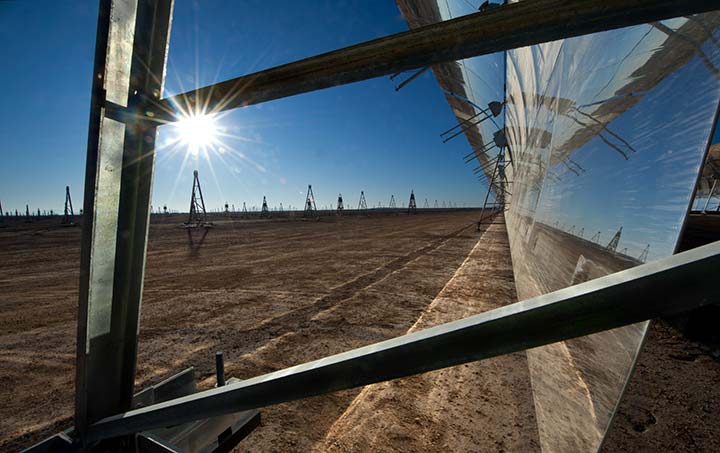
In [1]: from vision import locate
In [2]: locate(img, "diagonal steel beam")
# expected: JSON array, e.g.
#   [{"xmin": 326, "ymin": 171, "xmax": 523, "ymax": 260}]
[
  {"xmin": 141, "ymin": 0, "xmax": 720, "ymax": 121},
  {"xmin": 86, "ymin": 240, "xmax": 720, "ymax": 442}
]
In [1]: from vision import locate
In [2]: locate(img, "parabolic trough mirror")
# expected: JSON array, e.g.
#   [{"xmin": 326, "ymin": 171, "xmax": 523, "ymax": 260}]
[
  {"xmin": 399, "ymin": 1, "xmax": 720, "ymax": 451},
  {"xmin": 505, "ymin": 12, "xmax": 720, "ymax": 453},
  {"xmin": 4, "ymin": 0, "xmax": 720, "ymax": 451}
]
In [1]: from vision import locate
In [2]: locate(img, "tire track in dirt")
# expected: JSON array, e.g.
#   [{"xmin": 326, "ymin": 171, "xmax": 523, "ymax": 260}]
[
  {"xmin": 318, "ymin": 219, "xmax": 541, "ymax": 453},
  {"xmin": 0, "ymin": 212, "xmax": 485, "ymax": 450},
  {"xmin": 224, "ymin": 221, "xmax": 479, "ymax": 351},
  {"xmin": 231, "ymin": 219, "xmax": 497, "ymax": 452},
  {"xmin": 143, "ymin": 215, "xmax": 471, "ymax": 291}
]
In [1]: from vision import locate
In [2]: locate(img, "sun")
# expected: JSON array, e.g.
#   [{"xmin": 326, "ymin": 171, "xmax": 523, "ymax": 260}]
[{"xmin": 173, "ymin": 114, "xmax": 219, "ymax": 155}]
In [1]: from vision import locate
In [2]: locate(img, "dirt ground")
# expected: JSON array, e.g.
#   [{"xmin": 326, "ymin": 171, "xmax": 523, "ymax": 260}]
[
  {"xmin": 2, "ymin": 211, "xmax": 718, "ymax": 452},
  {"xmin": 1, "ymin": 210, "xmax": 520, "ymax": 451},
  {"xmin": 320, "ymin": 221, "xmax": 539, "ymax": 452},
  {"xmin": 601, "ymin": 319, "xmax": 720, "ymax": 453}
]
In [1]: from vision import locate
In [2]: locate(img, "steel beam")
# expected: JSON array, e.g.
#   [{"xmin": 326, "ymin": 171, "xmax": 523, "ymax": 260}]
[
  {"xmin": 75, "ymin": 0, "xmax": 173, "ymax": 443},
  {"xmin": 137, "ymin": 0, "xmax": 720, "ymax": 121},
  {"xmin": 86, "ymin": 240, "xmax": 720, "ymax": 442}
]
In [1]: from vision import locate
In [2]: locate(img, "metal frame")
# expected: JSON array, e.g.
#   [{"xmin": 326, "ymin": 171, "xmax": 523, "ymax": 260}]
[
  {"xmin": 477, "ymin": 130, "xmax": 512, "ymax": 228},
  {"xmin": 86, "ymin": 240, "xmax": 720, "ymax": 442},
  {"xmin": 33, "ymin": 0, "xmax": 720, "ymax": 450},
  {"xmin": 441, "ymin": 101, "xmax": 503, "ymax": 143},
  {"xmin": 76, "ymin": 0, "xmax": 174, "ymax": 445}
]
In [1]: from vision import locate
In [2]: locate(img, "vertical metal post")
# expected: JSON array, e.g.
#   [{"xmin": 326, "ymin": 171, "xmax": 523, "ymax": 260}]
[
  {"xmin": 216, "ymin": 352, "xmax": 226, "ymax": 387},
  {"xmin": 75, "ymin": 0, "xmax": 173, "ymax": 445}
]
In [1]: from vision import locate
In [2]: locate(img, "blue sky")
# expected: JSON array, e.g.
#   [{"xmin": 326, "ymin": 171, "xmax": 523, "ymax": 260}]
[{"xmin": 0, "ymin": 1, "xmax": 487, "ymax": 214}]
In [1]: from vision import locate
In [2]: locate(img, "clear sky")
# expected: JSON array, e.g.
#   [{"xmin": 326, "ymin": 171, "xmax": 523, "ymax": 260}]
[{"xmin": 0, "ymin": 0, "xmax": 488, "ymax": 214}]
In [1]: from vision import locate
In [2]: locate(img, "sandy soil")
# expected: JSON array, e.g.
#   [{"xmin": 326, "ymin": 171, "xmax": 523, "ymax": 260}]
[
  {"xmin": 1, "ymin": 211, "xmax": 500, "ymax": 451},
  {"xmin": 2, "ymin": 211, "xmax": 718, "ymax": 452},
  {"xmin": 601, "ymin": 319, "xmax": 720, "ymax": 453},
  {"xmin": 319, "ymin": 222, "xmax": 540, "ymax": 452}
]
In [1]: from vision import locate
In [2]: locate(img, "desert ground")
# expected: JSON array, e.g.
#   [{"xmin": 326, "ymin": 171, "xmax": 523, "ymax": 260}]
[
  {"xmin": 2, "ymin": 210, "xmax": 540, "ymax": 451},
  {"xmin": 1, "ymin": 211, "xmax": 718, "ymax": 452}
]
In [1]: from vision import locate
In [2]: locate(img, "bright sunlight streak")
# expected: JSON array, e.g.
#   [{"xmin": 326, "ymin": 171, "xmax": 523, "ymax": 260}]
[
  {"xmin": 174, "ymin": 114, "xmax": 220, "ymax": 156},
  {"xmin": 159, "ymin": 98, "xmax": 267, "ymax": 198}
]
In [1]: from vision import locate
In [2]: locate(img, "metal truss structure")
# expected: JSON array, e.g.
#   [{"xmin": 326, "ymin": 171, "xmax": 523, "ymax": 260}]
[
  {"xmin": 27, "ymin": 0, "xmax": 720, "ymax": 451},
  {"xmin": 304, "ymin": 185, "xmax": 317, "ymax": 216},
  {"xmin": 477, "ymin": 130, "xmax": 511, "ymax": 230},
  {"xmin": 606, "ymin": 227, "xmax": 623, "ymax": 252},
  {"xmin": 639, "ymin": 244, "xmax": 651, "ymax": 263},
  {"xmin": 186, "ymin": 170, "xmax": 211, "ymax": 228},
  {"xmin": 62, "ymin": 186, "xmax": 75, "ymax": 224},
  {"xmin": 408, "ymin": 190, "xmax": 417, "ymax": 214},
  {"xmin": 358, "ymin": 190, "xmax": 368, "ymax": 213},
  {"xmin": 261, "ymin": 196, "xmax": 269, "ymax": 217}
]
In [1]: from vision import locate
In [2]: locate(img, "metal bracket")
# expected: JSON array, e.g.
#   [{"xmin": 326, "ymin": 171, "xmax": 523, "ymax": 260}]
[{"xmin": 24, "ymin": 368, "xmax": 260, "ymax": 453}]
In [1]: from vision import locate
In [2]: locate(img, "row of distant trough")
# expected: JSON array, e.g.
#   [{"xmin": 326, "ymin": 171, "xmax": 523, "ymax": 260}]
[
  {"xmin": 182, "ymin": 171, "xmax": 469, "ymax": 228},
  {"xmin": 0, "ymin": 173, "xmax": 469, "ymax": 228}
]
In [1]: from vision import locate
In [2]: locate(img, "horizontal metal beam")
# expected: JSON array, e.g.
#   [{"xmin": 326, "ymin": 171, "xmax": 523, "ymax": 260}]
[
  {"xmin": 86, "ymin": 240, "xmax": 720, "ymax": 442},
  {"xmin": 147, "ymin": 0, "xmax": 720, "ymax": 121}
]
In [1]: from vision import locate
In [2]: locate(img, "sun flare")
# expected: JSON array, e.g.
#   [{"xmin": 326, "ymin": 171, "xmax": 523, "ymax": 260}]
[{"xmin": 174, "ymin": 114, "xmax": 219, "ymax": 155}]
